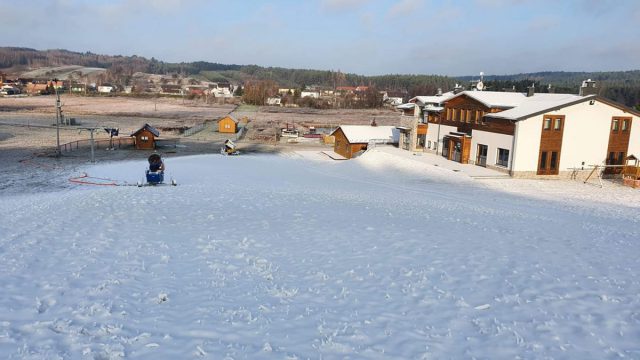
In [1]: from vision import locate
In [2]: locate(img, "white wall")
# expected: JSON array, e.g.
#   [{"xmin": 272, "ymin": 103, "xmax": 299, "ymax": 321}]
[
  {"xmin": 470, "ymin": 130, "xmax": 514, "ymax": 167},
  {"xmin": 425, "ymin": 124, "xmax": 458, "ymax": 152},
  {"xmin": 513, "ymin": 100, "xmax": 640, "ymax": 172}
]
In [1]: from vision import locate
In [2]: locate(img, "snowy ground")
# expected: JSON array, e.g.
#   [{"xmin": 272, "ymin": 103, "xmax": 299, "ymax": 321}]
[{"xmin": 1, "ymin": 149, "xmax": 639, "ymax": 359}]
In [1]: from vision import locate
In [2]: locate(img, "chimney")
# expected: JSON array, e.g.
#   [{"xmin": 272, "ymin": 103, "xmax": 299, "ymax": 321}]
[
  {"xmin": 526, "ymin": 84, "xmax": 535, "ymax": 97},
  {"xmin": 579, "ymin": 79, "xmax": 597, "ymax": 96},
  {"xmin": 453, "ymin": 83, "xmax": 464, "ymax": 94},
  {"xmin": 370, "ymin": 118, "xmax": 377, "ymax": 127},
  {"xmin": 436, "ymin": 88, "xmax": 442, "ymax": 96},
  {"xmin": 547, "ymin": 84, "xmax": 554, "ymax": 93}
]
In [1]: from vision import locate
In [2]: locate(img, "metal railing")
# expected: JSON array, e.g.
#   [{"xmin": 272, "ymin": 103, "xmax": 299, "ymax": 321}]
[
  {"xmin": 183, "ymin": 123, "xmax": 206, "ymax": 137},
  {"xmin": 59, "ymin": 137, "xmax": 134, "ymax": 152}
]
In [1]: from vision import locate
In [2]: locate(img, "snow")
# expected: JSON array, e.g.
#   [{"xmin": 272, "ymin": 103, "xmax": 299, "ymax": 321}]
[
  {"xmin": 1, "ymin": 149, "xmax": 640, "ymax": 359},
  {"xmin": 334, "ymin": 125, "xmax": 399, "ymax": 144}
]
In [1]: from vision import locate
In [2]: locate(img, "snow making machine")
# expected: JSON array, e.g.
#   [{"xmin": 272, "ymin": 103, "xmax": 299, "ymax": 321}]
[{"xmin": 221, "ymin": 139, "xmax": 240, "ymax": 156}]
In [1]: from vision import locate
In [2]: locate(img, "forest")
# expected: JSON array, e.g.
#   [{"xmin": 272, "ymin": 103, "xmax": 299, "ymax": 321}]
[{"xmin": 1, "ymin": 47, "xmax": 639, "ymax": 109}]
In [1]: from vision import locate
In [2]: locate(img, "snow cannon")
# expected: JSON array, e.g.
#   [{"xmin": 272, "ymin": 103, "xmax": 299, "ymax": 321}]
[{"xmin": 221, "ymin": 139, "xmax": 240, "ymax": 156}]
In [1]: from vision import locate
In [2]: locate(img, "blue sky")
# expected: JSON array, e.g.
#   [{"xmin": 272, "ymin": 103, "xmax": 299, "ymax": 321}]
[{"xmin": 1, "ymin": 0, "xmax": 639, "ymax": 76}]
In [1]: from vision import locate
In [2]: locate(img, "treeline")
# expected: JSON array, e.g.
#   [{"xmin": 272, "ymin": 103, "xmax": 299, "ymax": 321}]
[
  {"xmin": 0, "ymin": 47, "xmax": 456, "ymax": 99},
  {"xmin": 460, "ymin": 71, "xmax": 640, "ymax": 107},
  {"xmin": 2, "ymin": 47, "xmax": 639, "ymax": 108}
]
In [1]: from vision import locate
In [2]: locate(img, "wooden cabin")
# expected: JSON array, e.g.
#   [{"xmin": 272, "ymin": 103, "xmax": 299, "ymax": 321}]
[
  {"xmin": 218, "ymin": 115, "xmax": 239, "ymax": 133},
  {"xmin": 331, "ymin": 125, "xmax": 399, "ymax": 159},
  {"xmin": 130, "ymin": 124, "xmax": 160, "ymax": 150}
]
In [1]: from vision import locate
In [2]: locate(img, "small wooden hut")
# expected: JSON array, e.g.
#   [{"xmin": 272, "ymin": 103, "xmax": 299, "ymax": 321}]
[
  {"xmin": 218, "ymin": 115, "xmax": 239, "ymax": 133},
  {"xmin": 130, "ymin": 124, "xmax": 160, "ymax": 150}
]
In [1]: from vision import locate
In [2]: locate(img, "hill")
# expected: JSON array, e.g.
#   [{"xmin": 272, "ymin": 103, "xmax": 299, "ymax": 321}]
[
  {"xmin": 1, "ymin": 149, "xmax": 639, "ymax": 358},
  {"xmin": 1, "ymin": 47, "xmax": 639, "ymax": 107}
]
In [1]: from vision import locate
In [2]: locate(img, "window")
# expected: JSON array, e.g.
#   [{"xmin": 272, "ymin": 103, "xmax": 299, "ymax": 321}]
[
  {"xmin": 543, "ymin": 118, "xmax": 551, "ymax": 130},
  {"xmin": 612, "ymin": 119, "xmax": 619, "ymax": 131},
  {"xmin": 470, "ymin": 110, "xmax": 477, "ymax": 124},
  {"xmin": 539, "ymin": 151, "xmax": 547, "ymax": 170},
  {"xmin": 428, "ymin": 140, "xmax": 432, "ymax": 149},
  {"xmin": 455, "ymin": 109, "xmax": 461, "ymax": 121},
  {"xmin": 550, "ymin": 152, "xmax": 558, "ymax": 170},
  {"xmin": 141, "ymin": 136, "xmax": 149, "ymax": 141},
  {"xmin": 497, "ymin": 148, "xmax": 509, "ymax": 167},
  {"xmin": 618, "ymin": 152, "xmax": 625, "ymax": 165},
  {"xmin": 622, "ymin": 119, "xmax": 629, "ymax": 131},
  {"xmin": 608, "ymin": 152, "xmax": 616, "ymax": 165},
  {"xmin": 554, "ymin": 118, "xmax": 562, "ymax": 130}
]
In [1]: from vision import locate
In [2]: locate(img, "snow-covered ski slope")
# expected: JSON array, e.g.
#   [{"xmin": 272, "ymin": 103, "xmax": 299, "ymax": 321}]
[{"xmin": 1, "ymin": 149, "xmax": 639, "ymax": 359}]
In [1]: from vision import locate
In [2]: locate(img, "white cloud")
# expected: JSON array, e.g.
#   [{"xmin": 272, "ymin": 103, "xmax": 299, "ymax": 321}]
[
  {"xmin": 321, "ymin": 0, "xmax": 370, "ymax": 11},
  {"xmin": 387, "ymin": 0, "xmax": 425, "ymax": 18}
]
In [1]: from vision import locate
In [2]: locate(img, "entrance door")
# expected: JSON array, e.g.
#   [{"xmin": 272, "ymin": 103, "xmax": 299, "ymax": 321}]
[
  {"xmin": 476, "ymin": 144, "xmax": 488, "ymax": 167},
  {"xmin": 537, "ymin": 151, "xmax": 560, "ymax": 175},
  {"xmin": 452, "ymin": 142, "xmax": 462, "ymax": 162}
]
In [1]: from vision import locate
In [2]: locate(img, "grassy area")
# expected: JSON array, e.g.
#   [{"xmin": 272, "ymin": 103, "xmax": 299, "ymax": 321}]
[{"xmin": 235, "ymin": 104, "xmax": 259, "ymax": 112}]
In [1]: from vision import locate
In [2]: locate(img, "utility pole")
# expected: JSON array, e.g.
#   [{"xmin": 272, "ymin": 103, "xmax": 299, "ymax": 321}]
[{"xmin": 54, "ymin": 85, "xmax": 61, "ymax": 156}]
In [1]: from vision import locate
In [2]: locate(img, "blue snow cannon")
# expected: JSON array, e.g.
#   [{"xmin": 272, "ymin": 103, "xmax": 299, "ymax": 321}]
[{"xmin": 145, "ymin": 170, "xmax": 164, "ymax": 185}]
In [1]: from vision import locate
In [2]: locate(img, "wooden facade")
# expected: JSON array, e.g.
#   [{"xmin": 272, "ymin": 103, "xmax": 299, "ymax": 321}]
[
  {"xmin": 442, "ymin": 133, "xmax": 472, "ymax": 164},
  {"xmin": 439, "ymin": 95, "xmax": 515, "ymax": 136},
  {"xmin": 536, "ymin": 115, "xmax": 565, "ymax": 175},
  {"xmin": 605, "ymin": 117, "xmax": 633, "ymax": 174},
  {"xmin": 333, "ymin": 128, "xmax": 368, "ymax": 159},
  {"xmin": 131, "ymin": 124, "xmax": 160, "ymax": 150},
  {"xmin": 218, "ymin": 115, "xmax": 238, "ymax": 133}
]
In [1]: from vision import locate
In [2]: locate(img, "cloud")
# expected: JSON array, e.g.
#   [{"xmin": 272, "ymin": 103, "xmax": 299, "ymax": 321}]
[
  {"xmin": 321, "ymin": 0, "xmax": 370, "ymax": 11},
  {"xmin": 387, "ymin": 0, "xmax": 425, "ymax": 18}
]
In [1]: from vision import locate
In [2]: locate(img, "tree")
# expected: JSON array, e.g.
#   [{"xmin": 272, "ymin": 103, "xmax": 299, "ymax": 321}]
[{"xmin": 242, "ymin": 80, "xmax": 277, "ymax": 105}]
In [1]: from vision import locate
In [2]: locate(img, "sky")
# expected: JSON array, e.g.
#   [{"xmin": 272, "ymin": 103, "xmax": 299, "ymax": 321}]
[{"xmin": 1, "ymin": 0, "xmax": 639, "ymax": 76}]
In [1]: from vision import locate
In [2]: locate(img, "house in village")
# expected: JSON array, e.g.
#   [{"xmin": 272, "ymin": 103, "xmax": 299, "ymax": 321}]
[
  {"xmin": 331, "ymin": 124, "xmax": 399, "ymax": 159},
  {"xmin": 130, "ymin": 123, "xmax": 160, "ymax": 150},
  {"xmin": 98, "ymin": 84, "xmax": 116, "ymax": 94},
  {"xmin": 218, "ymin": 115, "xmax": 239, "ymax": 133},
  {"xmin": 395, "ymin": 89, "xmax": 456, "ymax": 151},
  {"xmin": 415, "ymin": 80, "xmax": 640, "ymax": 178}
]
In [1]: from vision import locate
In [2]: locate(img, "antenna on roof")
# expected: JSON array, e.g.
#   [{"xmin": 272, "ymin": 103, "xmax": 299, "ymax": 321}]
[{"xmin": 476, "ymin": 72, "xmax": 485, "ymax": 91}]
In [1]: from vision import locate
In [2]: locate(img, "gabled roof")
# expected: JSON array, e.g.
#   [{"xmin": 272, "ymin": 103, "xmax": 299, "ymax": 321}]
[
  {"xmin": 332, "ymin": 125, "xmax": 399, "ymax": 144},
  {"xmin": 218, "ymin": 114, "xmax": 239, "ymax": 123},
  {"xmin": 131, "ymin": 123, "xmax": 160, "ymax": 137},
  {"xmin": 409, "ymin": 91, "xmax": 456, "ymax": 106},
  {"xmin": 485, "ymin": 95, "xmax": 640, "ymax": 121},
  {"xmin": 485, "ymin": 94, "xmax": 589, "ymax": 120},
  {"xmin": 446, "ymin": 90, "xmax": 527, "ymax": 109}
]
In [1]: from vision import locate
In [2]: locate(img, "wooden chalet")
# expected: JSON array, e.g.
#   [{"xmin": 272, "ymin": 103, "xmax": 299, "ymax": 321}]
[
  {"xmin": 421, "ymin": 81, "xmax": 640, "ymax": 178},
  {"xmin": 130, "ymin": 124, "xmax": 160, "ymax": 150},
  {"xmin": 218, "ymin": 115, "xmax": 239, "ymax": 133}
]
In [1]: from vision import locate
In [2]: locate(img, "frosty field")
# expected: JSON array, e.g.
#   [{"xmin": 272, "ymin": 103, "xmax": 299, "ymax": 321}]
[{"xmin": 1, "ymin": 149, "xmax": 639, "ymax": 359}]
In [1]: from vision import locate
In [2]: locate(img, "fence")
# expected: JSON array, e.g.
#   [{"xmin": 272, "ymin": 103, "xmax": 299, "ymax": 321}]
[
  {"xmin": 183, "ymin": 123, "xmax": 206, "ymax": 137},
  {"xmin": 59, "ymin": 137, "xmax": 134, "ymax": 152},
  {"xmin": 235, "ymin": 126, "xmax": 247, "ymax": 141}
]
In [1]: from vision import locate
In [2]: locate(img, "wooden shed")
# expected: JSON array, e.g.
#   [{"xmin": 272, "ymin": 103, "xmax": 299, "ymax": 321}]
[
  {"xmin": 331, "ymin": 125, "xmax": 399, "ymax": 159},
  {"xmin": 218, "ymin": 115, "xmax": 239, "ymax": 133},
  {"xmin": 130, "ymin": 124, "xmax": 160, "ymax": 150}
]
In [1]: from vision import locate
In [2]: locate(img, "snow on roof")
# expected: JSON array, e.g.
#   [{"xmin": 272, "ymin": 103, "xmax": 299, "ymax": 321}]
[
  {"xmin": 449, "ymin": 91, "xmax": 527, "ymax": 109},
  {"xmin": 485, "ymin": 94, "xmax": 592, "ymax": 121},
  {"xmin": 396, "ymin": 103, "xmax": 415, "ymax": 110},
  {"xmin": 409, "ymin": 91, "xmax": 456, "ymax": 105},
  {"xmin": 333, "ymin": 125, "xmax": 399, "ymax": 144}
]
